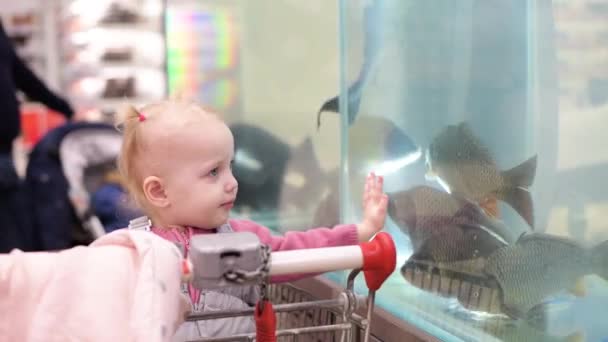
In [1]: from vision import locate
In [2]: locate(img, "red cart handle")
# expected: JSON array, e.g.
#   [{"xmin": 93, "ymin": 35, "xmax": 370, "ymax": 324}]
[
  {"xmin": 269, "ymin": 232, "xmax": 397, "ymax": 291},
  {"xmin": 247, "ymin": 233, "xmax": 396, "ymax": 342},
  {"xmin": 359, "ymin": 232, "xmax": 396, "ymax": 291}
]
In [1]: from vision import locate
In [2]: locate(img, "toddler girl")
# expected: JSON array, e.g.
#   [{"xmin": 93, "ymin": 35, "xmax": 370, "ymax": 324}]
[{"xmin": 116, "ymin": 99, "xmax": 388, "ymax": 340}]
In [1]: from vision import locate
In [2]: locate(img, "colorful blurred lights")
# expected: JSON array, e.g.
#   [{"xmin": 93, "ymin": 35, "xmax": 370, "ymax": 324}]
[{"xmin": 166, "ymin": 7, "xmax": 239, "ymax": 109}]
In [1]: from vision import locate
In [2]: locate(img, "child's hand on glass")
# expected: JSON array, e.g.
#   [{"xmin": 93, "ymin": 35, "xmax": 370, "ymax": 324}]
[{"xmin": 357, "ymin": 173, "xmax": 388, "ymax": 242}]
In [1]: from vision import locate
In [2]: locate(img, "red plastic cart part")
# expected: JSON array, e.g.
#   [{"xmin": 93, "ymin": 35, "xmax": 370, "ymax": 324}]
[
  {"xmin": 359, "ymin": 232, "xmax": 397, "ymax": 291},
  {"xmin": 254, "ymin": 300, "xmax": 277, "ymax": 342}
]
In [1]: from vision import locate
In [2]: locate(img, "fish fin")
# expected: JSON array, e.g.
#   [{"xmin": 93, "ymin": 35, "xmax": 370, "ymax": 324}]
[
  {"xmin": 456, "ymin": 121, "xmax": 474, "ymax": 134},
  {"xmin": 499, "ymin": 186, "xmax": 535, "ymax": 229},
  {"xmin": 501, "ymin": 303, "xmax": 527, "ymax": 321},
  {"xmin": 568, "ymin": 277, "xmax": 587, "ymax": 297},
  {"xmin": 502, "ymin": 155, "xmax": 537, "ymax": 188},
  {"xmin": 525, "ymin": 298, "xmax": 574, "ymax": 330},
  {"xmin": 316, "ymin": 95, "xmax": 339, "ymax": 129},
  {"xmin": 591, "ymin": 239, "xmax": 608, "ymax": 281},
  {"xmin": 409, "ymin": 246, "xmax": 435, "ymax": 263},
  {"xmin": 424, "ymin": 169, "xmax": 438, "ymax": 181},
  {"xmin": 515, "ymin": 231, "xmax": 529, "ymax": 243},
  {"xmin": 479, "ymin": 196, "xmax": 500, "ymax": 219},
  {"xmin": 565, "ymin": 331, "xmax": 586, "ymax": 342},
  {"xmin": 523, "ymin": 302, "xmax": 549, "ymax": 330},
  {"xmin": 455, "ymin": 197, "xmax": 516, "ymax": 244},
  {"xmin": 525, "ymin": 303, "xmax": 585, "ymax": 341}
]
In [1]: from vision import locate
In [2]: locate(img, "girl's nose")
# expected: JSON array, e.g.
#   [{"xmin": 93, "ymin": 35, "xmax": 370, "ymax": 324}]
[{"xmin": 225, "ymin": 173, "xmax": 238, "ymax": 193}]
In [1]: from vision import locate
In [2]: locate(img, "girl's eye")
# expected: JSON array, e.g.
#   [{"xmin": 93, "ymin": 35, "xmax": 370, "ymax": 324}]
[
  {"xmin": 230, "ymin": 160, "xmax": 234, "ymax": 170},
  {"xmin": 209, "ymin": 168, "xmax": 219, "ymax": 177}
]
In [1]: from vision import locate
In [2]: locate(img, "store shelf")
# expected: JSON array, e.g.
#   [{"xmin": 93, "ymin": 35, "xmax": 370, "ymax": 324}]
[{"xmin": 57, "ymin": 0, "xmax": 167, "ymax": 121}]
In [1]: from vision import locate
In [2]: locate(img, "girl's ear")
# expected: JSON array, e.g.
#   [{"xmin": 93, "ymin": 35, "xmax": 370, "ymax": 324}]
[{"xmin": 142, "ymin": 176, "xmax": 170, "ymax": 208}]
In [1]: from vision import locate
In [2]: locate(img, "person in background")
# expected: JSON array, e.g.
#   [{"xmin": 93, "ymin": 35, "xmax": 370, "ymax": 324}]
[{"xmin": 0, "ymin": 19, "xmax": 74, "ymax": 252}]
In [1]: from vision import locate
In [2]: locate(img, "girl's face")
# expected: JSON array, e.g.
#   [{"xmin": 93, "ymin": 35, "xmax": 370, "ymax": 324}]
[{"xmin": 146, "ymin": 118, "xmax": 238, "ymax": 229}]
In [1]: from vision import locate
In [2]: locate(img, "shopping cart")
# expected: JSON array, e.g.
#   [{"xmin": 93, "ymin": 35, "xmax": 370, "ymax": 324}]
[{"xmin": 175, "ymin": 225, "xmax": 397, "ymax": 342}]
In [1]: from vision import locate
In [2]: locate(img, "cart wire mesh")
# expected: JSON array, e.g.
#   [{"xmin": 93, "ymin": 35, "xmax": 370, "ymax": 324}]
[{"xmin": 186, "ymin": 281, "xmax": 371, "ymax": 342}]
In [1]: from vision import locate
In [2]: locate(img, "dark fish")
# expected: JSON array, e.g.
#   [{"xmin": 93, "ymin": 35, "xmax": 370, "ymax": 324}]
[
  {"xmin": 400, "ymin": 257, "xmax": 504, "ymax": 316},
  {"xmin": 388, "ymin": 185, "xmax": 535, "ymax": 321},
  {"xmin": 388, "ymin": 185, "xmax": 519, "ymax": 251},
  {"xmin": 389, "ymin": 186, "xmax": 511, "ymax": 313},
  {"xmin": 390, "ymin": 188, "xmax": 608, "ymax": 329},
  {"xmin": 484, "ymin": 233, "xmax": 608, "ymax": 319},
  {"xmin": 316, "ymin": 0, "xmax": 383, "ymax": 129},
  {"xmin": 399, "ymin": 257, "xmax": 583, "ymax": 336},
  {"xmin": 316, "ymin": 79, "xmax": 363, "ymax": 129},
  {"xmin": 402, "ymin": 230, "xmax": 608, "ymax": 324},
  {"xmin": 426, "ymin": 122, "xmax": 537, "ymax": 229},
  {"xmin": 392, "ymin": 187, "xmax": 608, "ymax": 318},
  {"xmin": 230, "ymin": 123, "xmax": 290, "ymax": 227}
]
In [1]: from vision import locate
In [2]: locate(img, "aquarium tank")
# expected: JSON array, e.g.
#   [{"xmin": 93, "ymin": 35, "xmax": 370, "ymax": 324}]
[
  {"xmin": 167, "ymin": 0, "xmax": 608, "ymax": 340},
  {"xmin": 331, "ymin": 0, "xmax": 608, "ymax": 341}
]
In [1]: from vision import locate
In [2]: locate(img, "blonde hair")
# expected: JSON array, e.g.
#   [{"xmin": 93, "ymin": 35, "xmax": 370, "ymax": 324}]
[
  {"xmin": 115, "ymin": 98, "xmax": 221, "ymax": 219},
  {"xmin": 115, "ymin": 104, "xmax": 150, "ymax": 215}
]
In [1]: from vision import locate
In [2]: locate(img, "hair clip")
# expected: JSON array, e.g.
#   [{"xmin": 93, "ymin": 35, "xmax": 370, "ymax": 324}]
[{"xmin": 138, "ymin": 112, "xmax": 146, "ymax": 122}]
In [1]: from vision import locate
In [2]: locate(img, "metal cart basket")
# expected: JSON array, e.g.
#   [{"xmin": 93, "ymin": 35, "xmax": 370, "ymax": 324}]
[
  {"xmin": 186, "ymin": 269, "xmax": 376, "ymax": 342},
  {"xmin": 129, "ymin": 217, "xmax": 396, "ymax": 342}
]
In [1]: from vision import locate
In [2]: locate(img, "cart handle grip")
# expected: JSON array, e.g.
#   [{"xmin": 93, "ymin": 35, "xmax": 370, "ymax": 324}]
[
  {"xmin": 269, "ymin": 232, "xmax": 396, "ymax": 290},
  {"xmin": 360, "ymin": 232, "xmax": 396, "ymax": 291}
]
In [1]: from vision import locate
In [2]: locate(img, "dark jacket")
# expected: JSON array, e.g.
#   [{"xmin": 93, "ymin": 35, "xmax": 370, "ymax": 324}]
[{"xmin": 0, "ymin": 20, "xmax": 73, "ymax": 154}]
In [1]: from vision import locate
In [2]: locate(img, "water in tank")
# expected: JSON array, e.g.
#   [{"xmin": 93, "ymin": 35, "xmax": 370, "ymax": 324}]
[{"xmin": 317, "ymin": 0, "xmax": 608, "ymax": 340}]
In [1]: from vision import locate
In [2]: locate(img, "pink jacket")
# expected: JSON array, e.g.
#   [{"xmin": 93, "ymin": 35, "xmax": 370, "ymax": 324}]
[{"xmin": 152, "ymin": 219, "xmax": 359, "ymax": 303}]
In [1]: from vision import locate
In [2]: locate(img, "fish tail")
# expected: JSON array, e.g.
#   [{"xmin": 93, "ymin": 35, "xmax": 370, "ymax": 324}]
[
  {"xmin": 565, "ymin": 331, "xmax": 586, "ymax": 342},
  {"xmin": 317, "ymin": 95, "xmax": 339, "ymax": 129},
  {"xmin": 591, "ymin": 240, "xmax": 608, "ymax": 281},
  {"xmin": 498, "ymin": 186, "xmax": 535, "ymax": 229},
  {"xmin": 502, "ymin": 155, "xmax": 538, "ymax": 188},
  {"xmin": 498, "ymin": 155, "xmax": 537, "ymax": 228}
]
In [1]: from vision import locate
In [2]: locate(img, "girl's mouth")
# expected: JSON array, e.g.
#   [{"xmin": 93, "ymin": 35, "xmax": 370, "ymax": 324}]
[{"xmin": 220, "ymin": 201, "xmax": 234, "ymax": 209}]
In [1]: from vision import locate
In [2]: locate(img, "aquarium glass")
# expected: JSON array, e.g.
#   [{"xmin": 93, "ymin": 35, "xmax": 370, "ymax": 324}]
[
  {"xmin": 335, "ymin": 0, "xmax": 608, "ymax": 341},
  {"xmin": 166, "ymin": 0, "xmax": 346, "ymax": 232}
]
